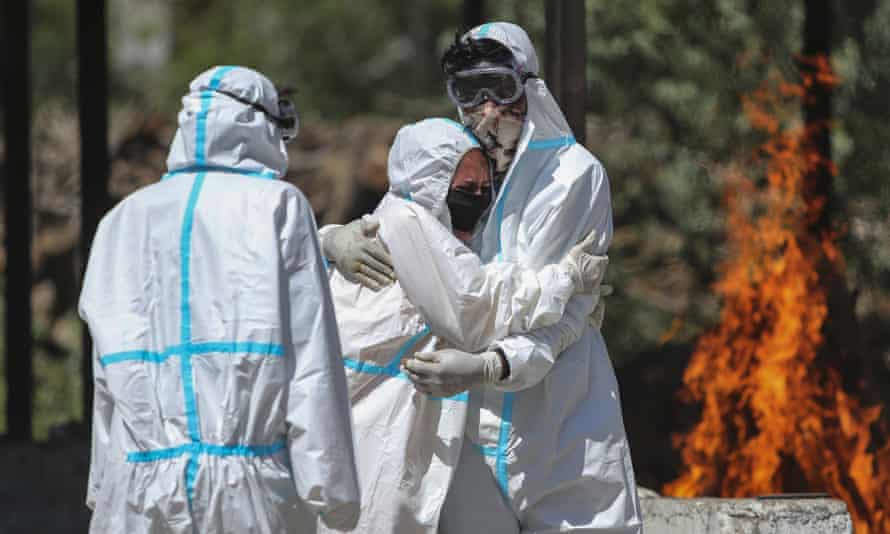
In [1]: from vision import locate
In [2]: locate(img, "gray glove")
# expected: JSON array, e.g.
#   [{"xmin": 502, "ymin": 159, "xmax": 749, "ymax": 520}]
[
  {"xmin": 322, "ymin": 215, "xmax": 396, "ymax": 291},
  {"xmin": 560, "ymin": 231, "xmax": 609, "ymax": 294},
  {"xmin": 402, "ymin": 348, "xmax": 505, "ymax": 397},
  {"xmin": 589, "ymin": 284, "xmax": 612, "ymax": 329}
]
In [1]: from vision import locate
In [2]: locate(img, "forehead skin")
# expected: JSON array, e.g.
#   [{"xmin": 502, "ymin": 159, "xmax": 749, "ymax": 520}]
[{"xmin": 450, "ymin": 148, "xmax": 491, "ymax": 193}]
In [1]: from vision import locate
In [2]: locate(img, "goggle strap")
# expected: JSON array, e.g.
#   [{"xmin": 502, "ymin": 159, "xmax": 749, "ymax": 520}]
[{"xmin": 213, "ymin": 88, "xmax": 294, "ymax": 129}]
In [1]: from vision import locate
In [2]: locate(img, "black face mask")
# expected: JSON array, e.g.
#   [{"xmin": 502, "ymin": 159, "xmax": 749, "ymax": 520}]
[{"xmin": 446, "ymin": 188, "xmax": 492, "ymax": 232}]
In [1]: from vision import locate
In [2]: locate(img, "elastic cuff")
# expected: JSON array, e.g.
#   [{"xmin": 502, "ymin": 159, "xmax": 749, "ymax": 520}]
[
  {"xmin": 491, "ymin": 346, "xmax": 510, "ymax": 381},
  {"xmin": 488, "ymin": 337, "xmax": 540, "ymax": 392}
]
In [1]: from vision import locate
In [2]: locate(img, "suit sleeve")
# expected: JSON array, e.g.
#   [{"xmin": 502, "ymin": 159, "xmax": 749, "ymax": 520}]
[
  {"xmin": 85, "ymin": 349, "xmax": 113, "ymax": 510},
  {"xmin": 317, "ymin": 223, "xmax": 342, "ymax": 272},
  {"xmin": 78, "ymin": 214, "xmax": 121, "ymax": 511},
  {"xmin": 379, "ymin": 201, "xmax": 577, "ymax": 353},
  {"xmin": 278, "ymin": 188, "xmax": 360, "ymax": 531},
  {"xmin": 493, "ymin": 158, "xmax": 613, "ymax": 391}
]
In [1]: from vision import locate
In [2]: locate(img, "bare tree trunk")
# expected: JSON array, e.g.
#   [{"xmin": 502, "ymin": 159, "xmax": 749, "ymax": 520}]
[
  {"xmin": 78, "ymin": 0, "xmax": 110, "ymax": 423},
  {"xmin": 562, "ymin": 0, "xmax": 587, "ymax": 146},
  {"xmin": 547, "ymin": 0, "xmax": 587, "ymax": 146},
  {"xmin": 462, "ymin": 0, "xmax": 485, "ymax": 31},
  {"xmin": 800, "ymin": 0, "xmax": 874, "ymax": 403},
  {"xmin": 802, "ymin": 0, "xmax": 832, "ymax": 234},
  {"xmin": 2, "ymin": 0, "xmax": 34, "ymax": 441},
  {"xmin": 545, "ymin": 1, "xmax": 564, "ymax": 106}
]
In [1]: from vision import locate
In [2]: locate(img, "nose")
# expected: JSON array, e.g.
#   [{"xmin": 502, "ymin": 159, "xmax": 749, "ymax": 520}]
[{"xmin": 479, "ymin": 100, "xmax": 498, "ymax": 114}]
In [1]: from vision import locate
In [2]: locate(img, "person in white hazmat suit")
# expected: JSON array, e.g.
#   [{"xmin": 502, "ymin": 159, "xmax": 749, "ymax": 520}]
[
  {"xmin": 325, "ymin": 23, "xmax": 643, "ymax": 533},
  {"xmin": 79, "ymin": 66, "xmax": 360, "ymax": 533},
  {"xmin": 318, "ymin": 117, "xmax": 608, "ymax": 534}
]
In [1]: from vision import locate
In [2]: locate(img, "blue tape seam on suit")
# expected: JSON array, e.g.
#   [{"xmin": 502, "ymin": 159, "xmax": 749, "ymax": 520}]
[
  {"xmin": 488, "ymin": 134, "xmax": 575, "ymax": 495},
  {"xmin": 127, "ymin": 442, "xmax": 286, "ymax": 463},
  {"xmin": 527, "ymin": 136, "xmax": 575, "ymax": 151},
  {"xmin": 100, "ymin": 342, "xmax": 284, "ymax": 367},
  {"xmin": 180, "ymin": 172, "xmax": 205, "ymax": 443},
  {"xmin": 341, "ymin": 327, "xmax": 468, "ymax": 402},
  {"xmin": 164, "ymin": 164, "xmax": 278, "ymax": 180}
]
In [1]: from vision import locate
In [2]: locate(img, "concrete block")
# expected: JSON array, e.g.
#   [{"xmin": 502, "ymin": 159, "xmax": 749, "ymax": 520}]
[{"xmin": 641, "ymin": 495, "xmax": 853, "ymax": 534}]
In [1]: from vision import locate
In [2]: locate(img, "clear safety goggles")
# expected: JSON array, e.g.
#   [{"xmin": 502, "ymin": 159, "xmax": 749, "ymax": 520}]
[
  {"xmin": 446, "ymin": 66, "xmax": 533, "ymax": 109},
  {"xmin": 214, "ymin": 88, "xmax": 300, "ymax": 142}
]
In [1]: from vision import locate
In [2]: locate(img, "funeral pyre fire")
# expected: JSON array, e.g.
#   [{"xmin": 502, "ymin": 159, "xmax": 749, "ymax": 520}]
[{"xmin": 663, "ymin": 57, "xmax": 890, "ymax": 533}]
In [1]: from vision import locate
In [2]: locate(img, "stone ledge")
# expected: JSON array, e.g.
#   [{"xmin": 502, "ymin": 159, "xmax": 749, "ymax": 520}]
[{"xmin": 641, "ymin": 496, "xmax": 853, "ymax": 534}]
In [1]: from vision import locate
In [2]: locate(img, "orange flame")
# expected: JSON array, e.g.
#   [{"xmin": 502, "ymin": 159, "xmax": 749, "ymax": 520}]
[{"xmin": 663, "ymin": 57, "xmax": 890, "ymax": 534}]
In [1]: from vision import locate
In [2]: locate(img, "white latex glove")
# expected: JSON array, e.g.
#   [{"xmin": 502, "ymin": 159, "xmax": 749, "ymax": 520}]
[
  {"xmin": 322, "ymin": 215, "xmax": 396, "ymax": 291},
  {"xmin": 402, "ymin": 348, "xmax": 505, "ymax": 398},
  {"xmin": 560, "ymin": 231, "xmax": 609, "ymax": 294}
]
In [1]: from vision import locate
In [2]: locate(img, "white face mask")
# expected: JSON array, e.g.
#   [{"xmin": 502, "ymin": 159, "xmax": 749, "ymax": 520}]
[{"xmin": 461, "ymin": 103, "xmax": 525, "ymax": 174}]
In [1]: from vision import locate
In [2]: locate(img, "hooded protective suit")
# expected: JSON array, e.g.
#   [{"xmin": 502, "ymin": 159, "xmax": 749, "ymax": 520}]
[
  {"xmin": 439, "ymin": 23, "xmax": 643, "ymax": 533},
  {"xmin": 79, "ymin": 66, "xmax": 360, "ymax": 533},
  {"xmin": 320, "ymin": 118, "xmax": 596, "ymax": 533}
]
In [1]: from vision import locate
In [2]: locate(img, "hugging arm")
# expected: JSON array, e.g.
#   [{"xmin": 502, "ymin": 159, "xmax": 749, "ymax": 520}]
[
  {"xmin": 379, "ymin": 201, "xmax": 603, "ymax": 353},
  {"xmin": 407, "ymin": 159, "xmax": 613, "ymax": 393},
  {"xmin": 490, "ymin": 159, "xmax": 613, "ymax": 390}
]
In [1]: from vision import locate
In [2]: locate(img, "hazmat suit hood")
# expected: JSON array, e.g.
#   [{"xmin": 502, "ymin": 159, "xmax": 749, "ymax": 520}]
[
  {"xmin": 461, "ymin": 22, "xmax": 573, "ymax": 146},
  {"xmin": 460, "ymin": 22, "xmax": 613, "ymax": 262},
  {"xmin": 385, "ymin": 118, "xmax": 481, "ymax": 229},
  {"xmin": 167, "ymin": 66, "xmax": 289, "ymax": 178}
]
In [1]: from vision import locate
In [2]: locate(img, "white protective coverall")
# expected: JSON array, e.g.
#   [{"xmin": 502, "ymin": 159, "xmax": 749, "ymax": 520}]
[
  {"xmin": 79, "ymin": 66, "xmax": 360, "ymax": 534},
  {"xmin": 436, "ymin": 23, "xmax": 643, "ymax": 533},
  {"xmin": 320, "ymin": 118, "xmax": 591, "ymax": 534}
]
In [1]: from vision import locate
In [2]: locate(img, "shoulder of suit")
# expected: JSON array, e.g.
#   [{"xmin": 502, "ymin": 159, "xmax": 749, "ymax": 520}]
[
  {"xmin": 379, "ymin": 197, "xmax": 425, "ymax": 224},
  {"xmin": 259, "ymin": 179, "xmax": 311, "ymax": 208},
  {"xmin": 560, "ymin": 143, "xmax": 605, "ymax": 173}
]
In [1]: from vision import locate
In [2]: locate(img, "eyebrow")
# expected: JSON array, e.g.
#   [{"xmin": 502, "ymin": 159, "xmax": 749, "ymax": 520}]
[{"xmin": 453, "ymin": 183, "xmax": 492, "ymax": 192}]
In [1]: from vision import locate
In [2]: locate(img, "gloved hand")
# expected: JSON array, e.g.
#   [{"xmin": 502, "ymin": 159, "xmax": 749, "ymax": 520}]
[
  {"xmin": 559, "ymin": 231, "xmax": 609, "ymax": 294},
  {"xmin": 589, "ymin": 284, "xmax": 612, "ymax": 329},
  {"xmin": 402, "ymin": 348, "xmax": 506, "ymax": 397},
  {"xmin": 322, "ymin": 215, "xmax": 396, "ymax": 291}
]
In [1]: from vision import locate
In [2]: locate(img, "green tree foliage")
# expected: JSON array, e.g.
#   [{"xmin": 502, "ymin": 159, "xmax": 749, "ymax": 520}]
[
  {"xmin": 113, "ymin": 0, "xmax": 474, "ymax": 118},
  {"xmin": 10, "ymin": 1, "xmax": 890, "ymax": 438},
  {"xmin": 831, "ymin": 0, "xmax": 890, "ymax": 389},
  {"xmin": 589, "ymin": 0, "xmax": 890, "ymax": 376},
  {"xmin": 104, "ymin": 1, "xmax": 546, "ymax": 118},
  {"xmin": 587, "ymin": 1, "xmax": 802, "ymax": 359},
  {"xmin": 31, "ymin": 0, "xmax": 78, "ymax": 104}
]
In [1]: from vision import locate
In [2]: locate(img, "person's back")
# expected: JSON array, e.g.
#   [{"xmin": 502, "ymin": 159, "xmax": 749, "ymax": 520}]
[{"xmin": 79, "ymin": 66, "xmax": 360, "ymax": 533}]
